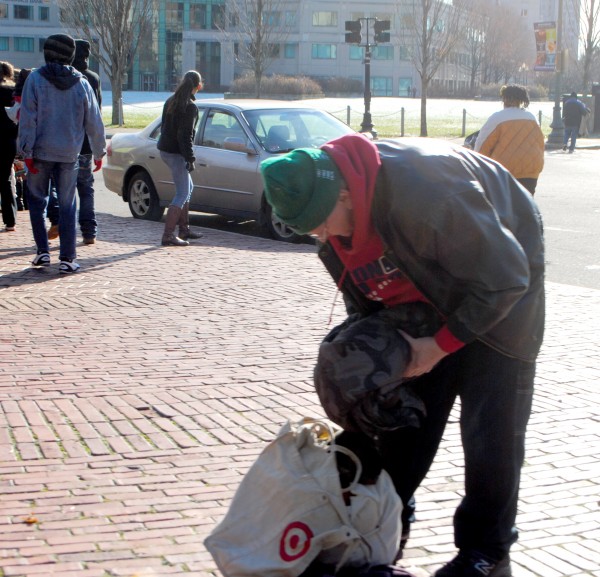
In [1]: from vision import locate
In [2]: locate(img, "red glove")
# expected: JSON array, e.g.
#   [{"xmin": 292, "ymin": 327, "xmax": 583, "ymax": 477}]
[
  {"xmin": 24, "ymin": 158, "xmax": 38, "ymax": 175},
  {"xmin": 93, "ymin": 159, "xmax": 102, "ymax": 172}
]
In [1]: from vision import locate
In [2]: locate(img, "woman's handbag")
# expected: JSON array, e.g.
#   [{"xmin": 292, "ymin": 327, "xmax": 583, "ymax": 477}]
[{"xmin": 204, "ymin": 418, "xmax": 402, "ymax": 577}]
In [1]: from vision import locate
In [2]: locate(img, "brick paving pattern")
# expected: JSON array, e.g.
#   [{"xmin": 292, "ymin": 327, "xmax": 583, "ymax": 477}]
[{"xmin": 1, "ymin": 213, "xmax": 599, "ymax": 577}]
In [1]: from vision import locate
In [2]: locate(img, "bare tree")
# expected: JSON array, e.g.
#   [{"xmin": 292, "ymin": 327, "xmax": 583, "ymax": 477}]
[
  {"xmin": 399, "ymin": 0, "xmax": 470, "ymax": 136},
  {"xmin": 460, "ymin": 1, "xmax": 488, "ymax": 96},
  {"xmin": 58, "ymin": 0, "xmax": 153, "ymax": 125},
  {"xmin": 478, "ymin": 5, "xmax": 531, "ymax": 86},
  {"xmin": 222, "ymin": 0, "xmax": 293, "ymax": 97},
  {"xmin": 564, "ymin": 0, "xmax": 600, "ymax": 93}
]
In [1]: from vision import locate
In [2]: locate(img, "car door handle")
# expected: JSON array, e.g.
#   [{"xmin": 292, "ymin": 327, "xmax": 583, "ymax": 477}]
[{"xmin": 149, "ymin": 155, "xmax": 156, "ymax": 159}]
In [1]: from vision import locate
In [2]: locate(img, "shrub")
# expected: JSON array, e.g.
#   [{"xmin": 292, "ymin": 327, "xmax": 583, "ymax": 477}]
[
  {"xmin": 231, "ymin": 74, "xmax": 323, "ymax": 96},
  {"xmin": 478, "ymin": 83, "xmax": 549, "ymax": 100},
  {"xmin": 311, "ymin": 76, "xmax": 363, "ymax": 94}
]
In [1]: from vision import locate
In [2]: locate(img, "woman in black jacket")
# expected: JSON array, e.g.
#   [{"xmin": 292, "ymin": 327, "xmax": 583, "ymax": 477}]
[
  {"xmin": 0, "ymin": 61, "xmax": 18, "ymax": 232},
  {"xmin": 157, "ymin": 70, "xmax": 204, "ymax": 246}
]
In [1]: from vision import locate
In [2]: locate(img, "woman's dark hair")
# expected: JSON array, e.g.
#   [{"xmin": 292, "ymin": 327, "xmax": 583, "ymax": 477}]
[
  {"xmin": 166, "ymin": 70, "xmax": 202, "ymax": 116},
  {"xmin": 0, "ymin": 61, "xmax": 15, "ymax": 84},
  {"xmin": 500, "ymin": 84, "xmax": 530, "ymax": 108}
]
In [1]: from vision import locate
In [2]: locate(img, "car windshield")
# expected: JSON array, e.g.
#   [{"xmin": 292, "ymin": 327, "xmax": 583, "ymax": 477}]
[{"xmin": 241, "ymin": 108, "xmax": 353, "ymax": 153}]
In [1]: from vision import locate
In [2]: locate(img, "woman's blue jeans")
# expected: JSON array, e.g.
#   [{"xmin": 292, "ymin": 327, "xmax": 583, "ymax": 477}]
[
  {"xmin": 160, "ymin": 151, "xmax": 193, "ymax": 208},
  {"xmin": 27, "ymin": 160, "xmax": 78, "ymax": 261},
  {"xmin": 379, "ymin": 340, "xmax": 535, "ymax": 560}
]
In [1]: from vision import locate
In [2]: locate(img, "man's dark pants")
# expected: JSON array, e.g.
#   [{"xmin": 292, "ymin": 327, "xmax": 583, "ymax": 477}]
[{"xmin": 379, "ymin": 341, "xmax": 535, "ymax": 560}]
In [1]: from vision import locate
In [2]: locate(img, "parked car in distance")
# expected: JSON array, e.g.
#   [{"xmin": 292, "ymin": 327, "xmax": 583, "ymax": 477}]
[{"xmin": 103, "ymin": 99, "xmax": 355, "ymax": 242}]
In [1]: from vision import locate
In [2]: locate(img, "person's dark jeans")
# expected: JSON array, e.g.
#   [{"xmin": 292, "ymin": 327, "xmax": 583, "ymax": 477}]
[
  {"xmin": 1, "ymin": 141, "xmax": 17, "ymax": 228},
  {"xmin": 378, "ymin": 340, "xmax": 535, "ymax": 560},
  {"xmin": 77, "ymin": 153, "xmax": 96, "ymax": 239},
  {"xmin": 563, "ymin": 125, "xmax": 579, "ymax": 151}
]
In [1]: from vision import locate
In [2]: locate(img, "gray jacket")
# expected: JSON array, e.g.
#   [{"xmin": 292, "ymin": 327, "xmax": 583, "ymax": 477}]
[
  {"xmin": 319, "ymin": 138, "xmax": 545, "ymax": 362},
  {"xmin": 18, "ymin": 63, "xmax": 105, "ymax": 163}
]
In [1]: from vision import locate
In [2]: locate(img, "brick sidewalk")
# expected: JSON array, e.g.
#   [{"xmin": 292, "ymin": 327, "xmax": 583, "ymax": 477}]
[{"xmin": 1, "ymin": 214, "xmax": 599, "ymax": 577}]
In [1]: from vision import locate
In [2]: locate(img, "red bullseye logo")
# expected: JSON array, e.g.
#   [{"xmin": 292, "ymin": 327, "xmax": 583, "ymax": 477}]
[{"xmin": 279, "ymin": 521, "xmax": 313, "ymax": 561}]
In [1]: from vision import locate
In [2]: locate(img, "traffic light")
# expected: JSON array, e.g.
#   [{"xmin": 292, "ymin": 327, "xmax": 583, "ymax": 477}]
[
  {"xmin": 345, "ymin": 20, "xmax": 362, "ymax": 44},
  {"xmin": 374, "ymin": 20, "xmax": 391, "ymax": 43}
]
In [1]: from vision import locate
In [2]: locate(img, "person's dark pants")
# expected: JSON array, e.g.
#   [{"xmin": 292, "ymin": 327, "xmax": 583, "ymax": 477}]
[
  {"xmin": 378, "ymin": 340, "xmax": 535, "ymax": 560},
  {"xmin": 77, "ymin": 153, "xmax": 96, "ymax": 239},
  {"xmin": 563, "ymin": 125, "xmax": 579, "ymax": 151},
  {"xmin": 1, "ymin": 141, "xmax": 17, "ymax": 228}
]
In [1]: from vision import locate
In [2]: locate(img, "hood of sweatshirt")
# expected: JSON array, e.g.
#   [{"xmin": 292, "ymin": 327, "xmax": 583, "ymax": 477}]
[
  {"xmin": 39, "ymin": 62, "xmax": 82, "ymax": 91},
  {"xmin": 321, "ymin": 133, "xmax": 382, "ymax": 255}
]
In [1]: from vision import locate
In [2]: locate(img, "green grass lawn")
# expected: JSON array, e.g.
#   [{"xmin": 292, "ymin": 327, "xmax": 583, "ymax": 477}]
[{"xmin": 103, "ymin": 96, "xmax": 555, "ymax": 139}]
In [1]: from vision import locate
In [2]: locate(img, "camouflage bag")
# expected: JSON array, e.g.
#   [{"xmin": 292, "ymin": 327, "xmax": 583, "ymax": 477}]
[{"xmin": 314, "ymin": 303, "xmax": 442, "ymax": 441}]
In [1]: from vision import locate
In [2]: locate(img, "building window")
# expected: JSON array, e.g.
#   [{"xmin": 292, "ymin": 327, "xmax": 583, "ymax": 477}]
[
  {"xmin": 312, "ymin": 12, "xmax": 337, "ymax": 27},
  {"xmin": 0, "ymin": 4, "xmax": 7, "ymax": 18},
  {"xmin": 211, "ymin": 4, "xmax": 225, "ymax": 29},
  {"xmin": 166, "ymin": 2, "xmax": 183, "ymax": 30},
  {"xmin": 39, "ymin": 6, "xmax": 50, "ymax": 21},
  {"xmin": 0, "ymin": 37, "xmax": 8, "ymax": 51},
  {"xmin": 38, "ymin": 38, "xmax": 46, "ymax": 52},
  {"xmin": 372, "ymin": 76, "xmax": 392, "ymax": 96},
  {"xmin": 285, "ymin": 11, "xmax": 297, "ymax": 26},
  {"xmin": 521, "ymin": 9, "xmax": 528, "ymax": 16},
  {"xmin": 349, "ymin": 45, "xmax": 364, "ymax": 60},
  {"xmin": 399, "ymin": 45, "xmax": 411, "ymax": 60},
  {"xmin": 15, "ymin": 37, "xmax": 34, "ymax": 52},
  {"xmin": 311, "ymin": 44, "xmax": 336, "ymax": 59},
  {"xmin": 190, "ymin": 4, "xmax": 206, "ymax": 29},
  {"xmin": 373, "ymin": 45, "xmax": 393, "ymax": 60},
  {"xmin": 284, "ymin": 43, "xmax": 296, "ymax": 58},
  {"xmin": 14, "ymin": 5, "xmax": 33, "ymax": 19}
]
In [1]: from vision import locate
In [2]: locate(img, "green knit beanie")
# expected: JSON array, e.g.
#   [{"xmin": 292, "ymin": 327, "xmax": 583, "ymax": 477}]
[{"xmin": 261, "ymin": 148, "xmax": 341, "ymax": 234}]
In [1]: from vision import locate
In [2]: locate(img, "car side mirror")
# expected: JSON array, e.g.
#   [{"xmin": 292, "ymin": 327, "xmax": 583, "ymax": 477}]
[{"xmin": 223, "ymin": 137, "xmax": 257, "ymax": 155}]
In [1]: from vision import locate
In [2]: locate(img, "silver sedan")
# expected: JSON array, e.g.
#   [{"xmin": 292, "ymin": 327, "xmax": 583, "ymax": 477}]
[{"xmin": 103, "ymin": 99, "xmax": 355, "ymax": 242}]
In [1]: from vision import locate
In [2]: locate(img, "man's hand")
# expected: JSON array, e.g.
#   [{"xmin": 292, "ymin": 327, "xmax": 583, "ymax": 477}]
[
  {"xmin": 24, "ymin": 158, "xmax": 38, "ymax": 175},
  {"xmin": 93, "ymin": 159, "xmax": 102, "ymax": 172},
  {"xmin": 399, "ymin": 331, "xmax": 449, "ymax": 378},
  {"xmin": 186, "ymin": 160, "xmax": 195, "ymax": 173}
]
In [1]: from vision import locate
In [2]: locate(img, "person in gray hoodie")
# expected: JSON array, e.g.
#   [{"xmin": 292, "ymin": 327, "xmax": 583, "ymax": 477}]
[{"xmin": 18, "ymin": 33, "xmax": 105, "ymax": 273}]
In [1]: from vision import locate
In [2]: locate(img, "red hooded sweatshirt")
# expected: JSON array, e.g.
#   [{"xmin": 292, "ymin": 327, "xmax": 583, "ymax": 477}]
[{"xmin": 322, "ymin": 134, "xmax": 464, "ymax": 353}]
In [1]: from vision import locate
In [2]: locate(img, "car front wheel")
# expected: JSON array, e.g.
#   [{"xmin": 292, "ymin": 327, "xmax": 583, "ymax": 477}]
[
  {"xmin": 263, "ymin": 201, "xmax": 302, "ymax": 243},
  {"xmin": 127, "ymin": 171, "xmax": 165, "ymax": 221}
]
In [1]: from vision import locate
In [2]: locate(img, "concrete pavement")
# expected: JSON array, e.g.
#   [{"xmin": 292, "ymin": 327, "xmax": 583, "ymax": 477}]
[{"xmin": 1, "ymin": 212, "xmax": 599, "ymax": 577}]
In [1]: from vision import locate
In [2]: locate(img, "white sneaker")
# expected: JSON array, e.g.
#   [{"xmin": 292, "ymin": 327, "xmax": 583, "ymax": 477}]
[
  {"xmin": 31, "ymin": 253, "xmax": 51, "ymax": 267},
  {"xmin": 59, "ymin": 259, "xmax": 80, "ymax": 274}
]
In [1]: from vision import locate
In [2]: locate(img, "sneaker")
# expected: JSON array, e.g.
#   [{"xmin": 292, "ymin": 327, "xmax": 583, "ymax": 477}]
[
  {"xmin": 568, "ymin": 149, "xmax": 574, "ymax": 154},
  {"xmin": 83, "ymin": 237, "xmax": 96, "ymax": 245},
  {"xmin": 48, "ymin": 224, "xmax": 59, "ymax": 240},
  {"xmin": 562, "ymin": 145, "xmax": 567, "ymax": 151},
  {"xmin": 5, "ymin": 226, "xmax": 15, "ymax": 231},
  {"xmin": 434, "ymin": 551, "xmax": 512, "ymax": 577},
  {"xmin": 31, "ymin": 252, "xmax": 51, "ymax": 267},
  {"xmin": 59, "ymin": 259, "xmax": 80, "ymax": 274}
]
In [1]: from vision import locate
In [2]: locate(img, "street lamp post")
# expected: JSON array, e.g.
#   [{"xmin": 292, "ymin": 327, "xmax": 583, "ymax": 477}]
[
  {"xmin": 546, "ymin": 0, "xmax": 564, "ymax": 148},
  {"xmin": 344, "ymin": 18, "xmax": 390, "ymax": 138}
]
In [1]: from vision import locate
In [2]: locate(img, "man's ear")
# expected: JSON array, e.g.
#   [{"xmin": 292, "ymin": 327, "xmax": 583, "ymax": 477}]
[{"xmin": 338, "ymin": 188, "xmax": 353, "ymax": 208}]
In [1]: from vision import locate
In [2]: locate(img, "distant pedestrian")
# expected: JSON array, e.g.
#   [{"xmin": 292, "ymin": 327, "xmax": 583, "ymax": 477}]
[
  {"xmin": 411, "ymin": 86, "xmax": 417, "ymax": 98},
  {"xmin": 475, "ymin": 84, "xmax": 544, "ymax": 195},
  {"xmin": 157, "ymin": 70, "xmax": 204, "ymax": 246},
  {"xmin": 562, "ymin": 92, "xmax": 589, "ymax": 153},
  {"xmin": 73, "ymin": 39, "xmax": 102, "ymax": 245},
  {"xmin": 1, "ymin": 60, "xmax": 18, "ymax": 231},
  {"xmin": 18, "ymin": 33, "xmax": 105, "ymax": 273}
]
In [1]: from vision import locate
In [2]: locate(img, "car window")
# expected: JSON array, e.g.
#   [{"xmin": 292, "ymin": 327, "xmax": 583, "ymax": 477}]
[
  {"xmin": 242, "ymin": 109, "xmax": 351, "ymax": 152},
  {"xmin": 200, "ymin": 110, "xmax": 247, "ymax": 150},
  {"xmin": 150, "ymin": 123, "xmax": 161, "ymax": 140}
]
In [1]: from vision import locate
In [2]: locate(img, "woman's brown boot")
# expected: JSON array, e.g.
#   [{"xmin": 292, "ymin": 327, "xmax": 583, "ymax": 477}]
[
  {"xmin": 178, "ymin": 202, "xmax": 203, "ymax": 240},
  {"xmin": 161, "ymin": 205, "xmax": 189, "ymax": 246}
]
